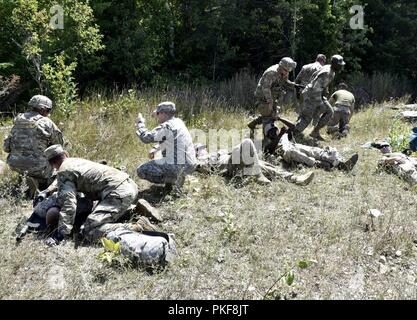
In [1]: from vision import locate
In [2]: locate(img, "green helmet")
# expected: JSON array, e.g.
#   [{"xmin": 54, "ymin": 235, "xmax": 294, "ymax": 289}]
[
  {"xmin": 279, "ymin": 57, "xmax": 297, "ymax": 72},
  {"xmin": 28, "ymin": 95, "xmax": 53, "ymax": 111}
]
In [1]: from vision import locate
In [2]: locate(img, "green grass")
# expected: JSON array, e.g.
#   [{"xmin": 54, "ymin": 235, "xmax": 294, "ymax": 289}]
[{"xmin": 1, "ymin": 93, "xmax": 417, "ymax": 300}]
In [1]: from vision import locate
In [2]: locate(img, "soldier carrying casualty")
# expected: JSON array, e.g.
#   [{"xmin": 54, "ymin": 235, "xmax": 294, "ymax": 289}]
[
  {"xmin": 135, "ymin": 102, "xmax": 197, "ymax": 195},
  {"xmin": 3, "ymin": 95, "xmax": 63, "ymax": 198},
  {"xmin": 247, "ymin": 57, "xmax": 298, "ymax": 139},
  {"xmin": 294, "ymin": 55, "xmax": 346, "ymax": 141},
  {"xmin": 326, "ymin": 83, "xmax": 356, "ymax": 138},
  {"xmin": 195, "ymin": 138, "xmax": 314, "ymax": 186},
  {"xmin": 42, "ymin": 145, "xmax": 156, "ymax": 246}
]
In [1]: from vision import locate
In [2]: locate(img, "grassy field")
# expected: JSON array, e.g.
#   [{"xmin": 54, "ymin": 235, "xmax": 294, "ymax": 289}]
[{"xmin": 1, "ymin": 92, "xmax": 417, "ymax": 300}]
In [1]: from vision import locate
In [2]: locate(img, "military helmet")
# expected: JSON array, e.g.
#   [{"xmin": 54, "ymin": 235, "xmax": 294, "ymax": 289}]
[
  {"xmin": 279, "ymin": 57, "xmax": 297, "ymax": 72},
  {"xmin": 331, "ymin": 55, "xmax": 346, "ymax": 66},
  {"xmin": 28, "ymin": 95, "xmax": 53, "ymax": 111}
]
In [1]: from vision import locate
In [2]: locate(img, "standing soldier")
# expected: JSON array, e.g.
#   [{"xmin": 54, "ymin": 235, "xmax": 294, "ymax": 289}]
[
  {"xmin": 3, "ymin": 95, "xmax": 63, "ymax": 197},
  {"xmin": 247, "ymin": 57, "xmax": 298, "ymax": 142},
  {"xmin": 326, "ymin": 83, "xmax": 356, "ymax": 138},
  {"xmin": 295, "ymin": 54, "xmax": 326, "ymax": 117},
  {"xmin": 295, "ymin": 54, "xmax": 327, "ymax": 88},
  {"xmin": 294, "ymin": 55, "xmax": 346, "ymax": 141},
  {"xmin": 135, "ymin": 101, "xmax": 197, "ymax": 194}
]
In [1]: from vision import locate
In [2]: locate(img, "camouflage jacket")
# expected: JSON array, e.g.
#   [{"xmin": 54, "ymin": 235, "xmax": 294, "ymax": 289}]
[
  {"xmin": 56, "ymin": 158, "xmax": 132, "ymax": 234},
  {"xmin": 295, "ymin": 62, "xmax": 323, "ymax": 87},
  {"xmin": 3, "ymin": 111, "xmax": 63, "ymax": 177},
  {"xmin": 136, "ymin": 117, "xmax": 196, "ymax": 167},
  {"xmin": 302, "ymin": 65, "xmax": 335, "ymax": 100},
  {"xmin": 254, "ymin": 64, "xmax": 290, "ymax": 103}
]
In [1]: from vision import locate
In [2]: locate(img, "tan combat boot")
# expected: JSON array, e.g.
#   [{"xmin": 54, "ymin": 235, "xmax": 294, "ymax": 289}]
[
  {"xmin": 134, "ymin": 198, "xmax": 163, "ymax": 222},
  {"xmin": 290, "ymin": 171, "xmax": 315, "ymax": 186},
  {"xmin": 130, "ymin": 216, "xmax": 157, "ymax": 232},
  {"xmin": 255, "ymin": 173, "xmax": 272, "ymax": 185}
]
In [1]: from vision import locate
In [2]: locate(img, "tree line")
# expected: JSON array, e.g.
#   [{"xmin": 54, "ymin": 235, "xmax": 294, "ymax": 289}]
[{"xmin": 0, "ymin": 0, "xmax": 416, "ymax": 113}]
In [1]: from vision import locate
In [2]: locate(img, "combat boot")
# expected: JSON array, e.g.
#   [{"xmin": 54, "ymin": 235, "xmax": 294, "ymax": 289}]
[
  {"xmin": 247, "ymin": 116, "xmax": 262, "ymax": 139},
  {"xmin": 309, "ymin": 129, "xmax": 325, "ymax": 141},
  {"xmin": 134, "ymin": 198, "xmax": 162, "ymax": 222},
  {"xmin": 338, "ymin": 153, "xmax": 359, "ymax": 171},
  {"xmin": 255, "ymin": 174, "xmax": 271, "ymax": 185},
  {"xmin": 130, "ymin": 216, "xmax": 157, "ymax": 232},
  {"xmin": 290, "ymin": 171, "xmax": 314, "ymax": 186}
]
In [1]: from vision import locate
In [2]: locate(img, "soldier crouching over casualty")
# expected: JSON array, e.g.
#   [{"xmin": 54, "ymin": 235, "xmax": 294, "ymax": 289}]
[
  {"xmin": 326, "ymin": 83, "xmax": 355, "ymax": 138},
  {"xmin": 135, "ymin": 102, "xmax": 196, "ymax": 195},
  {"xmin": 2, "ymin": 95, "xmax": 64, "ymax": 198},
  {"xmin": 42, "ymin": 145, "xmax": 157, "ymax": 246},
  {"xmin": 195, "ymin": 138, "xmax": 314, "ymax": 186},
  {"xmin": 378, "ymin": 153, "xmax": 417, "ymax": 185}
]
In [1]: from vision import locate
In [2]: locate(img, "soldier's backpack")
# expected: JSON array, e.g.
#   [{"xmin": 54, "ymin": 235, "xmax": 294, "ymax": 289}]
[{"xmin": 105, "ymin": 228, "xmax": 177, "ymax": 267}]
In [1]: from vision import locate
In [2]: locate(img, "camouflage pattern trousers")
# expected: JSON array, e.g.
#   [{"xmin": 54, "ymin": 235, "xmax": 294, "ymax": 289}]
[
  {"xmin": 137, "ymin": 160, "xmax": 195, "ymax": 185},
  {"xmin": 295, "ymin": 95, "xmax": 334, "ymax": 133},
  {"xmin": 280, "ymin": 134, "xmax": 340, "ymax": 167},
  {"xmin": 327, "ymin": 104, "xmax": 351, "ymax": 134},
  {"xmin": 82, "ymin": 178, "xmax": 139, "ymax": 241}
]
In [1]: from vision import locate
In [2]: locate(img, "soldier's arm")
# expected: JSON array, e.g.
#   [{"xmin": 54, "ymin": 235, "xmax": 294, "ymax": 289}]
[
  {"xmin": 50, "ymin": 123, "xmax": 64, "ymax": 146},
  {"xmin": 261, "ymin": 72, "xmax": 275, "ymax": 104},
  {"xmin": 3, "ymin": 136, "xmax": 11, "ymax": 153},
  {"xmin": 136, "ymin": 122, "xmax": 167, "ymax": 144},
  {"xmin": 294, "ymin": 67, "xmax": 305, "ymax": 84},
  {"xmin": 56, "ymin": 174, "xmax": 78, "ymax": 236},
  {"xmin": 329, "ymin": 92, "xmax": 336, "ymax": 106}
]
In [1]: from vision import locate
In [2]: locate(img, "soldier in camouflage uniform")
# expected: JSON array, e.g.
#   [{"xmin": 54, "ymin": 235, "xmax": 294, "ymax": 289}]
[
  {"xmin": 195, "ymin": 138, "xmax": 315, "ymax": 186},
  {"xmin": 136, "ymin": 102, "xmax": 196, "ymax": 193},
  {"xmin": 278, "ymin": 132, "xmax": 358, "ymax": 171},
  {"xmin": 294, "ymin": 54, "xmax": 326, "ymax": 118},
  {"xmin": 378, "ymin": 153, "xmax": 417, "ymax": 186},
  {"xmin": 326, "ymin": 83, "xmax": 356, "ymax": 137},
  {"xmin": 42, "ymin": 145, "xmax": 154, "ymax": 246},
  {"xmin": 247, "ymin": 57, "xmax": 298, "ymax": 143},
  {"xmin": 294, "ymin": 55, "xmax": 346, "ymax": 141},
  {"xmin": 3, "ymin": 95, "xmax": 63, "ymax": 197}
]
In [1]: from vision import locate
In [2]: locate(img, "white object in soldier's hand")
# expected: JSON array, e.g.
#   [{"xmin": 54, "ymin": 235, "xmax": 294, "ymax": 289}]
[{"xmin": 136, "ymin": 113, "xmax": 145, "ymax": 125}]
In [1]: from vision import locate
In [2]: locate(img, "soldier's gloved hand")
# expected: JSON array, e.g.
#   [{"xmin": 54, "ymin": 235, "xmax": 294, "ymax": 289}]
[
  {"xmin": 33, "ymin": 190, "xmax": 49, "ymax": 207},
  {"xmin": 136, "ymin": 113, "xmax": 145, "ymax": 126},
  {"xmin": 44, "ymin": 230, "xmax": 66, "ymax": 247}
]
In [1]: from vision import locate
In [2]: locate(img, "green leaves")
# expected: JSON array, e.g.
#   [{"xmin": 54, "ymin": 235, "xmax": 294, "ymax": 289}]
[
  {"xmin": 285, "ymin": 271, "xmax": 295, "ymax": 286},
  {"xmin": 97, "ymin": 237, "xmax": 121, "ymax": 265}
]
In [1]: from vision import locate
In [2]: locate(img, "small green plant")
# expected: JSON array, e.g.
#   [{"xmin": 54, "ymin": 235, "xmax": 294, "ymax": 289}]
[
  {"xmin": 222, "ymin": 210, "xmax": 237, "ymax": 240},
  {"xmin": 388, "ymin": 119, "xmax": 411, "ymax": 152},
  {"xmin": 97, "ymin": 237, "xmax": 122, "ymax": 266}
]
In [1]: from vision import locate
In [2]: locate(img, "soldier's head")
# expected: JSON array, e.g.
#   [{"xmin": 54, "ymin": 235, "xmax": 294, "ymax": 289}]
[
  {"xmin": 316, "ymin": 54, "xmax": 327, "ymax": 66},
  {"xmin": 153, "ymin": 101, "xmax": 176, "ymax": 124},
  {"xmin": 278, "ymin": 57, "xmax": 297, "ymax": 77},
  {"xmin": 331, "ymin": 55, "xmax": 346, "ymax": 72},
  {"xmin": 338, "ymin": 82, "xmax": 349, "ymax": 90},
  {"xmin": 45, "ymin": 144, "xmax": 69, "ymax": 170},
  {"xmin": 29, "ymin": 95, "xmax": 53, "ymax": 116}
]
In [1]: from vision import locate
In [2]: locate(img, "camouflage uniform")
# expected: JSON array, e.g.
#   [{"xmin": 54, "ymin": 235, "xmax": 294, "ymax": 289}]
[
  {"xmin": 295, "ymin": 65, "xmax": 335, "ymax": 134},
  {"xmin": 327, "ymin": 89, "xmax": 355, "ymax": 135},
  {"xmin": 196, "ymin": 138, "xmax": 309, "ymax": 184},
  {"xmin": 295, "ymin": 61, "xmax": 324, "ymax": 117},
  {"xmin": 279, "ymin": 133, "xmax": 342, "ymax": 168},
  {"xmin": 295, "ymin": 61, "xmax": 323, "ymax": 87},
  {"xmin": 379, "ymin": 153, "xmax": 417, "ymax": 185},
  {"xmin": 3, "ymin": 109, "xmax": 63, "ymax": 190},
  {"xmin": 136, "ymin": 117, "xmax": 196, "ymax": 186},
  {"xmin": 55, "ymin": 158, "xmax": 139, "ymax": 240}
]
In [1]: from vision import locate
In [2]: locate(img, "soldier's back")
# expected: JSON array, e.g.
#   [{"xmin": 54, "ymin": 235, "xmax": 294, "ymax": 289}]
[{"xmin": 58, "ymin": 158, "xmax": 130, "ymax": 198}]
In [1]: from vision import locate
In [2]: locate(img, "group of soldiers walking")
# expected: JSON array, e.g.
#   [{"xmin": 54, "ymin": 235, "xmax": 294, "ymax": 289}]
[{"xmin": 7, "ymin": 52, "xmax": 415, "ymax": 264}]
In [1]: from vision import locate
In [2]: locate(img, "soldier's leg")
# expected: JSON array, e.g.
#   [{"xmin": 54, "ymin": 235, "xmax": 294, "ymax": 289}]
[
  {"xmin": 313, "ymin": 99, "xmax": 334, "ymax": 131},
  {"xmin": 294, "ymin": 98, "xmax": 315, "ymax": 134},
  {"xmin": 326, "ymin": 110, "xmax": 341, "ymax": 134},
  {"xmin": 137, "ymin": 160, "xmax": 166, "ymax": 184},
  {"xmin": 282, "ymin": 145, "xmax": 316, "ymax": 167},
  {"xmin": 82, "ymin": 179, "xmax": 139, "ymax": 240},
  {"xmin": 339, "ymin": 108, "xmax": 351, "ymax": 136}
]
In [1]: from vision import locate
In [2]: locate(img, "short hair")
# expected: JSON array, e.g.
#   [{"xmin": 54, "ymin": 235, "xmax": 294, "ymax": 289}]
[
  {"xmin": 316, "ymin": 54, "xmax": 327, "ymax": 63},
  {"xmin": 48, "ymin": 153, "xmax": 66, "ymax": 166},
  {"xmin": 338, "ymin": 82, "xmax": 348, "ymax": 90}
]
